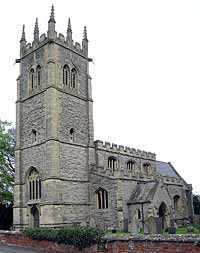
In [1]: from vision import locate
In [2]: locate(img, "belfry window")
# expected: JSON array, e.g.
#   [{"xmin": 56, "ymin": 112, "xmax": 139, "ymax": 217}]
[
  {"xmin": 28, "ymin": 168, "xmax": 41, "ymax": 200},
  {"xmin": 63, "ymin": 65, "xmax": 69, "ymax": 85},
  {"xmin": 69, "ymin": 128, "xmax": 75, "ymax": 141},
  {"xmin": 96, "ymin": 188, "xmax": 108, "ymax": 209},
  {"xmin": 30, "ymin": 68, "xmax": 34, "ymax": 90},
  {"xmin": 71, "ymin": 68, "xmax": 77, "ymax": 88},
  {"xmin": 36, "ymin": 65, "xmax": 41, "ymax": 86},
  {"xmin": 127, "ymin": 161, "xmax": 135, "ymax": 172},
  {"xmin": 108, "ymin": 157, "xmax": 117, "ymax": 173}
]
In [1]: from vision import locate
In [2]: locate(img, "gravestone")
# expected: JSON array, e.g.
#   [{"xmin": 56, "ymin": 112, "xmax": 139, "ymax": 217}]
[
  {"xmin": 131, "ymin": 209, "xmax": 139, "ymax": 234},
  {"xmin": 147, "ymin": 216, "xmax": 157, "ymax": 234}
]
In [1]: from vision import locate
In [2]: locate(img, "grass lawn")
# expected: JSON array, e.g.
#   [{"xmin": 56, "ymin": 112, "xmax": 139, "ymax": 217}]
[{"xmin": 106, "ymin": 224, "xmax": 200, "ymax": 235}]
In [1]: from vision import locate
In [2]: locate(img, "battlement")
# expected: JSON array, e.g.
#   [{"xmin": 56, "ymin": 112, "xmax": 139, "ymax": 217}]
[
  {"xmin": 94, "ymin": 140, "xmax": 156, "ymax": 160},
  {"xmin": 20, "ymin": 6, "xmax": 88, "ymax": 58}
]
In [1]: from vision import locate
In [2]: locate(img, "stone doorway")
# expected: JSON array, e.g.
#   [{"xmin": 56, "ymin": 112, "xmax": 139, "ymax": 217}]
[
  {"xmin": 31, "ymin": 205, "xmax": 40, "ymax": 228},
  {"xmin": 158, "ymin": 202, "xmax": 167, "ymax": 229}
]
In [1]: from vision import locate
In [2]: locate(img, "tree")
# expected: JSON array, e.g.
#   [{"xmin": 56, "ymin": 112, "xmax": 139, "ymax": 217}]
[
  {"xmin": 193, "ymin": 195, "xmax": 200, "ymax": 215},
  {"xmin": 0, "ymin": 120, "xmax": 15, "ymax": 203}
]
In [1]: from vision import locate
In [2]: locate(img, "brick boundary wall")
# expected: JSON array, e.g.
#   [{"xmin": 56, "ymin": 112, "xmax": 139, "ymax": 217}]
[{"xmin": 1, "ymin": 231, "xmax": 200, "ymax": 253}]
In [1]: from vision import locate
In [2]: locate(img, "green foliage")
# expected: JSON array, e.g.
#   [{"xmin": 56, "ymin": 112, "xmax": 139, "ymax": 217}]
[
  {"xmin": 106, "ymin": 229, "xmax": 130, "ymax": 235},
  {"xmin": 175, "ymin": 224, "xmax": 200, "ymax": 234},
  {"xmin": 23, "ymin": 227, "xmax": 105, "ymax": 249},
  {"xmin": 0, "ymin": 120, "xmax": 15, "ymax": 203},
  {"xmin": 193, "ymin": 195, "xmax": 200, "ymax": 215}
]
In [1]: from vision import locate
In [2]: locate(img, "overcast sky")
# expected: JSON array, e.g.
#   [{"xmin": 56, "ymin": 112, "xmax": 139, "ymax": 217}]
[{"xmin": 0, "ymin": 0, "xmax": 200, "ymax": 192}]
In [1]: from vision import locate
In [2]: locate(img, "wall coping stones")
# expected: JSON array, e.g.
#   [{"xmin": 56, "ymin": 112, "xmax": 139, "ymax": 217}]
[
  {"xmin": 94, "ymin": 140, "xmax": 156, "ymax": 160},
  {"xmin": 1, "ymin": 230, "xmax": 200, "ymax": 243}
]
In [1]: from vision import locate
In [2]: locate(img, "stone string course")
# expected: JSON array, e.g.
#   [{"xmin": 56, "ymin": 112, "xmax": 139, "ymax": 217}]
[{"xmin": 1, "ymin": 231, "xmax": 200, "ymax": 253}]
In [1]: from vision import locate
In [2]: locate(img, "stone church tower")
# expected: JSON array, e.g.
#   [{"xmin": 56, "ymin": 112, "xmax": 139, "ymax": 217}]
[{"xmin": 14, "ymin": 6, "xmax": 94, "ymax": 229}]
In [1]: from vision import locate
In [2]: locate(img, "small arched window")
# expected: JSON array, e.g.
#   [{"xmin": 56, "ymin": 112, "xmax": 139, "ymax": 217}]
[
  {"xmin": 32, "ymin": 129, "xmax": 37, "ymax": 143},
  {"xmin": 174, "ymin": 195, "xmax": 180, "ymax": 211},
  {"xmin": 71, "ymin": 68, "xmax": 77, "ymax": 88},
  {"xmin": 108, "ymin": 157, "xmax": 117, "ymax": 173},
  {"xmin": 30, "ymin": 68, "xmax": 34, "ymax": 90},
  {"xmin": 36, "ymin": 65, "xmax": 41, "ymax": 86},
  {"xmin": 69, "ymin": 128, "xmax": 75, "ymax": 141},
  {"xmin": 96, "ymin": 188, "xmax": 108, "ymax": 209},
  {"xmin": 127, "ymin": 161, "xmax": 135, "ymax": 172},
  {"xmin": 143, "ymin": 163, "xmax": 151, "ymax": 176},
  {"xmin": 63, "ymin": 65, "xmax": 69, "ymax": 85},
  {"xmin": 28, "ymin": 168, "xmax": 41, "ymax": 200}
]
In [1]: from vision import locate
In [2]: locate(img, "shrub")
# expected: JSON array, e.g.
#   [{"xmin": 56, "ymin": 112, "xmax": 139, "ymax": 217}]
[{"xmin": 23, "ymin": 227, "xmax": 105, "ymax": 249}]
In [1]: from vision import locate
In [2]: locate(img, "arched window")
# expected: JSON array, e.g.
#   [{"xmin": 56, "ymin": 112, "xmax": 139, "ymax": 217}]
[
  {"xmin": 143, "ymin": 163, "xmax": 151, "ymax": 176},
  {"xmin": 127, "ymin": 161, "xmax": 135, "ymax": 172},
  {"xmin": 96, "ymin": 188, "xmax": 108, "ymax": 209},
  {"xmin": 108, "ymin": 157, "xmax": 117, "ymax": 173},
  {"xmin": 174, "ymin": 195, "xmax": 180, "ymax": 211},
  {"xmin": 63, "ymin": 65, "xmax": 69, "ymax": 85},
  {"xmin": 69, "ymin": 128, "xmax": 75, "ymax": 141},
  {"xmin": 28, "ymin": 168, "xmax": 41, "ymax": 200},
  {"xmin": 71, "ymin": 68, "xmax": 77, "ymax": 88},
  {"xmin": 36, "ymin": 65, "xmax": 41, "ymax": 86},
  {"xmin": 30, "ymin": 68, "xmax": 34, "ymax": 90}
]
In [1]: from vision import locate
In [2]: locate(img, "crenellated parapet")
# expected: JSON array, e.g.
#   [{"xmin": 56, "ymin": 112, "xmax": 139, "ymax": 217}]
[
  {"xmin": 19, "ymin": 5, "xmax": 88, "ymax": 59},
  {"xmin": 94, "ymin": 140, "xmax": 156, "ymax": 160}
]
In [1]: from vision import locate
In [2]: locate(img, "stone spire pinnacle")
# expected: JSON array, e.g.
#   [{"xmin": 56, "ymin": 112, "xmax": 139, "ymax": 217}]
[
  {"xmin": 67, "ymin": 18, "xmax": 72, "ymax": 32},
  {"xmin": 34, "ymin": 18, "xmax": 39, "ymax": 41},
  {"xmin": 83, "ymin": 26, "xmax": 88, "ymax": 41},
  {"xmin": 82, "ymin": 26, "xmax": 88, "ymax": 56},
  {"xmin": 20, "ymin": 25, "xmax": 26, "ymax": 43},
  {"xmin": 49, "ymin": 4, "xmax": 55, "ymax": 23},
  {"xmin": 67, "ymin": 18, "xmax": 72, "ymax": 46},
  {"xmin": 48, "ymin": 5, "xmax": 56, "ymax": 39}
]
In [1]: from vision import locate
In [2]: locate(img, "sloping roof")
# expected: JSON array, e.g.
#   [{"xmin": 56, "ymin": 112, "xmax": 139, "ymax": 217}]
[
  {"xmin": 127, "ymin": 180, "xmax": 159, "ymax": 204},
  {"xmin": 156, "ymin": 161, "xmax": 178, "ymax": 178}
]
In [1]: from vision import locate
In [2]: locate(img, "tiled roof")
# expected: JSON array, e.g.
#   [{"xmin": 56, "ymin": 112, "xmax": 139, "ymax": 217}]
[
  {"xmin": 156, "ymin": 161, "xmax": 178, "ymax": 178},
  {"xmin": 127, "ymin": 181, "xmax": 158, "ymax": 204}
]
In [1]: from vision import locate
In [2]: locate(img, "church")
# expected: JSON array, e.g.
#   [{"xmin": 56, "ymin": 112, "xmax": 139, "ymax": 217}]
[{"xmin": 13, "ymin": 6, "xmax": 193, "ymax": 231}]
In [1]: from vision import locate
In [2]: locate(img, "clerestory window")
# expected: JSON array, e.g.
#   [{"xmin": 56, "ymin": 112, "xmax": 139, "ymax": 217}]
[
  {"xmin": 108, "ymin": 157, "xmax": 117, "ymax": 173},
  {"xmin": 143, "ymin": 163, "xmax": 151, "ymax": 176},
  {"xmin": 127, "ymin": 161, "xmax": 135, "ymax": 172}
]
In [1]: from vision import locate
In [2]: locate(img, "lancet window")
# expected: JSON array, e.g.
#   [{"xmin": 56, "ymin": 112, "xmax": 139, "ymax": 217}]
[
  {"xmin": 71, "ymin": 68, "xmax": 77, "ymax": 88},
  {"xmin": 63, "ymin": 65, "xmax": 69, "ymax": 85},
  {"xmin": 36, "ymin": 65, "xmax": 41, "ymax": 86}
]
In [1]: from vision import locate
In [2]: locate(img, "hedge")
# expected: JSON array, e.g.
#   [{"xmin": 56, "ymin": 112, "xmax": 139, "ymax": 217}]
[{"xmin": 23, "ymin": 227, "xmax": 105, "ymax": 249}]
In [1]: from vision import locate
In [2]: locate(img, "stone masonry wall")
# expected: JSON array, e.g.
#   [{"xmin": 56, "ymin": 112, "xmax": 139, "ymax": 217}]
[{"xmin": 1, "ymin": 232, "xmax": 200, "ymax": 253}]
